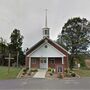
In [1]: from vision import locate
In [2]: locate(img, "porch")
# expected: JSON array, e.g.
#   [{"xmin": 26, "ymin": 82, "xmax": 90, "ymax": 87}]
[{"xmin": 28, "ymin": 57, "xmax": 65, "ymax": 73}]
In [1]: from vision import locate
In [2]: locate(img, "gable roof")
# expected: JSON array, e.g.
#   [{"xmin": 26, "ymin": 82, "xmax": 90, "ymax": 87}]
[{"xmin": 26, "ymin": 37, "xmax": 70, "ymax": 56}]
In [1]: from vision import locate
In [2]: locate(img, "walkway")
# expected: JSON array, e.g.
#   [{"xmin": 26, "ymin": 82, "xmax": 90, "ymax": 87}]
[{"xmin": 33, "ymin": 69, "xmax": 47, "ymax": 78}]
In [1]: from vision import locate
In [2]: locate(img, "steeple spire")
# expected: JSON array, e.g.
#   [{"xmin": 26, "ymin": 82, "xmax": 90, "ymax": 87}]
[
  {"xmin": 42, "ymin": 9, "xmax": 50, "ymax": 38},
  {"xmin": 45, "ymin": 9, "xmax": 47, "ymax": 27}
]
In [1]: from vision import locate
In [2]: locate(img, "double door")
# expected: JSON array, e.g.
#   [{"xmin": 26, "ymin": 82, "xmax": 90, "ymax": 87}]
[{"xmin": 40, "ymin": 58, "xmax": 47, "ymax": 69}]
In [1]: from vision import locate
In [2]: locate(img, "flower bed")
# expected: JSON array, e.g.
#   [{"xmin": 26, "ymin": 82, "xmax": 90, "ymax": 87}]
[{"xmin": 20, "ymin": 68, "xmax": 38, "ymax": 78}]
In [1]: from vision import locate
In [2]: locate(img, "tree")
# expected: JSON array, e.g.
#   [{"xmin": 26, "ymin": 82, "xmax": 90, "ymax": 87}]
[
  {"xmin": 0, "ymin": 37, "xmax": 7, "ymax": 65},
  {"xmin": 10, "ymin": 29, "xmax": 23, "ymax": 67},
  {"xmin": 18, "ymin": 50, "xmax": 25, "ymax": 65},
  {"xmin": 57, "ymin": 17, "xmax": 90, "ymax": 69}
]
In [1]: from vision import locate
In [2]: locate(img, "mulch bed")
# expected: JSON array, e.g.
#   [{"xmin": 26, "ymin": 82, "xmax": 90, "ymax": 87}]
[
  {"xmin": 45, "ymin": 71, "xmax": 58, "ymax": 79},
  {"xmin": 20, "ymin": 71, "xmax": 37, "ymax": 78}
]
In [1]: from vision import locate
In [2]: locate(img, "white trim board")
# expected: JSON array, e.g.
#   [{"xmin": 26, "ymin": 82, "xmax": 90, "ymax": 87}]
[{"xmin": 27, "ymin": 42, "xmax": 65, "ymax": 57}]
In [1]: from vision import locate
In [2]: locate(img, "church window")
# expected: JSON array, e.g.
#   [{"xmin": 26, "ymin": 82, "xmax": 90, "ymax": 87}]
[
  {"xmin": 32, "ymin": 59, "xmax": 36, "ymax": 64},
  {"xmin": 45, "ymin": 45, "xmax": 47, "ymax": 48},
  {"xmin": 50, "ymin": 59, "xmax": 55, "ymax": 64},
  {"xmin": 45, "ymin": 30, "xmax": 48, "ymax": 35}
]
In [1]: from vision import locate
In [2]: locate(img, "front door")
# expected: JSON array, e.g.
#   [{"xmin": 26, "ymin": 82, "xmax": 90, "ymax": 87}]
[{"xmin": 40, "ymin": 58, "xmax": 47, "ymax": 69}]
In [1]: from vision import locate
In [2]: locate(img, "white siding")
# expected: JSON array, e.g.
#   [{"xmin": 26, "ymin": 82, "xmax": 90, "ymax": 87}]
[{"xmin": 28, "ymin": 43, "xmax": 65, "ymax": 57}]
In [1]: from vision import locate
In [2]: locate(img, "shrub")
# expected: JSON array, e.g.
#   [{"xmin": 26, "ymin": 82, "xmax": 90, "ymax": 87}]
[
  {"xmin": 49, "ymin": 72, "xmax": 53, "ymax": 76},
  {"xmin": 65, "ymin": 73, "xmax": 71, "ymax": 77},
  {"xmin": 51, "ymin": 69, "xmax": 54, "ymax": 73},
  {"xmin": 23, "ymin": 69, "xmax": 27, "ymax": 72},
  {"xmin": 57, "ymin": 73, "xmax": 63, "ymax": 78},
  {"xmin": 22, "ymin": 72, "xmax": 26, "ymax": 75},
  {"xmin": 71, "ymin": 72, "xmax": 76, "ymax": 77},
  {"xmin": 28, "ymin": 72, "xmax": 31, "ymax": 75},
  {"xmin": 23, "ymin": 68, "xmax": 29, "ymax": 73},
  {"xmin": 30, "ymin": 69, "xmax": 38, "ymax": 72},
  {"xmin": 64, "ymin": 69, "xmax": 68, "ymax": 73},
  {"xmin": 26, "ymin": 67, "xmax": 29, "ymax": 70},
  {"xmin": 48, "ymin": 68, "xmax": 51, "ymax": 71}
]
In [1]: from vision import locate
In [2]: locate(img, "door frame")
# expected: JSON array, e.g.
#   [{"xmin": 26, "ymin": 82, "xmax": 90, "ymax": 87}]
[{"xmin": 40, "ymin": 57, "xmax": 47, "ymax": 69}]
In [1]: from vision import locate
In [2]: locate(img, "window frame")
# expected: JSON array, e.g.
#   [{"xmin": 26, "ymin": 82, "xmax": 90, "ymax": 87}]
[
  {"xmin": 31, "ymin": 58, "xmax": 36, "ymax": 64},
  {"xmin": 50, "ymin": 59, "xmax": 55, "ymax": 64},
  {"xmin": 45, "ymin": 30, "xmax": 48, "ymax": 35}
]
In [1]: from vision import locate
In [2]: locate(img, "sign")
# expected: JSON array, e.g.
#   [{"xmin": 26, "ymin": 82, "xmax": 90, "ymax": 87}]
[{"xmin": 78, "ymin": 63, "xmax": 80, "ymax": 68}]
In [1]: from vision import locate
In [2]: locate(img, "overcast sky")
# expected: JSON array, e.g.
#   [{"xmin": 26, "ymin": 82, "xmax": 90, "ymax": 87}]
[{"xmin": 0, "ymin": 0, "xmax": 90, "ymax": 50}]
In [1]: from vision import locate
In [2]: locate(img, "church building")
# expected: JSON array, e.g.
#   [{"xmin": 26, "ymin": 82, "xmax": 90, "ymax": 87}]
[{"xmin": 25, "ymin": 10, "xmax": 70, "ymax": 73}]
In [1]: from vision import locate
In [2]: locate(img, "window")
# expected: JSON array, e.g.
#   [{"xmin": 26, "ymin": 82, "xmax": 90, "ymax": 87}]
[
  {"xmin": 45, "ymin": 45, "xmax": 47, "ymax": 48},
  {"xmin": 45, "ymin": 30, "xmax": 48, "ymax": 35},
  {"xmin": 44, "ymin": 59, "xmax": 46, "ymax": 63},
  {"xmin": 41, "ymin": 60, "xmax": 43, "ymax": 63},
  {"xmin": 40, "ymin": 58, "xmax": 46, "ymax": 63},
  {"xmin": 50, "ymin": 59, "xmax": 55, "ymax": 64},
  {"xmin": 32, "ymin": 59, "xmax": 36, "ymax": 64}
]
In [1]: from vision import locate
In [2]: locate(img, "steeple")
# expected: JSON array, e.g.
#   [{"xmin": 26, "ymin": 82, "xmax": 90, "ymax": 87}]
[
  {"xmin": 45, "ymin": 9, "xmax": 47, "ymax": 27},
  {"xmin": 42, "ymin": 9, "xmax": 50, "ymax": 38}
]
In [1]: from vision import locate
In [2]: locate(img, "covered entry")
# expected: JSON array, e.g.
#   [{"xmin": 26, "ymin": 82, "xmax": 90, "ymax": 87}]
[
  {"xmin": 30, "ymin": 57, "xmax": 48, "ymax": 69},
  {"xmin": 40, "ymin": 58, "xmax": 47, "ymax": 69}
]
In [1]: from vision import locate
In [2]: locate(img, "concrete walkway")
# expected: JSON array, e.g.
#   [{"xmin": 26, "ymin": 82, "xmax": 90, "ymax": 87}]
[{"xmin": 33, "ymin": 69, "xmax": 47, "ymax": 78}]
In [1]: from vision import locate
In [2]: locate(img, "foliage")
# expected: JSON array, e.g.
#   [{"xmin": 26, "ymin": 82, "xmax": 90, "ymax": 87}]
[
  {"xmin": 0, "ymin": 37, "xmax": 8, "ymax": 65},
  {"xmin": 65, "ymin": 73, "xmax": 71, "ymax": 77},
  {"xmin": 0, "ymin": 29, "xmax": 25, "ymax": 66},
  {"xmin": 10, "ymin": 29, "xmax": 23, "ymax": 52},
  {"xmin": 9, "ymin": 29, "xmax": 24, "ymax": 66},
  {"xmin": 48, "ymin": 68, "xmax": 52, "ymax": 71},
  {"xmin": 48, "ymin": 68, "xmax": 54, "ymax": 73},
  {"xmin": 61, "ymin": 17, "xmax": 89, "ymax": 52},
  {"xmin": 71, "ymin": 72, "xmax": 76, "ymax": 77},
  {"xmin": 51, "ymin": 69, "xmax": 54, "ymax": 73},
  {"xmin": 57, "ymin": 17, "xmax": 90, "ymax": 69},
  {"xmin": 77, "ymin": 54, "xmax": 86, "ymax": 67},
  {"xmin": 57, "ymin": 73, "xmax": 64, "ymax": 78},
  {"xmin": 30, "ymin": 68, "xmax": 38, "ymax": 72},
  {"xmin": 48, "ymin": 68, "xmax": 55, "ymax": 76},
  {"xmin": 23, "ymin": 68, "xmax": 29, "ymax": 73},
  {"xmin": 18, "ymin": 50, "xmax": 25, "ymax": 65}
]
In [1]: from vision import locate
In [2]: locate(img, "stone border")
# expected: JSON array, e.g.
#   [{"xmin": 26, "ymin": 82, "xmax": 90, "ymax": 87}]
[{"xmin": 17, "ymin": 68, "xmax": 25, "ymax": 78}]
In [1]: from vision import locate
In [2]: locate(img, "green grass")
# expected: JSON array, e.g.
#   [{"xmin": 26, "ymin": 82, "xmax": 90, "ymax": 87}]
[
  {"xmin": 0, "ymin": 66, "xmax": 21, "ymax": 80},
  {"xmin": 73, "ymin": 69, "xmax": 90, "ymax": 77}
]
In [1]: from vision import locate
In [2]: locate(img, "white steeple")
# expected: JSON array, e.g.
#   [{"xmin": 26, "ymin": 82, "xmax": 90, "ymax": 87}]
[
  {"xmin": 43, "ymin": 9, "xmax": 50, "ymax": 38},
  {"xmin": 45, "ymin": 9, "xmax": 47, "ymax": 27}
]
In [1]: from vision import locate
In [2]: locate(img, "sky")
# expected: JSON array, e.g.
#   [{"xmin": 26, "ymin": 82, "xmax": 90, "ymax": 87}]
[{"xmin": 0, "ymin": 0, "xmax": 90, "ymax": 50}]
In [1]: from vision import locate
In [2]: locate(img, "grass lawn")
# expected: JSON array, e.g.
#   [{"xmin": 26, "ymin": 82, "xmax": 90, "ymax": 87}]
[
  {"xmin": 73, "ymin": 69, "xmax": 90, "ymax": 77},
  {"xmin": 0, "ymin": 66, "xmax": 21, "ymax": 80}
]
